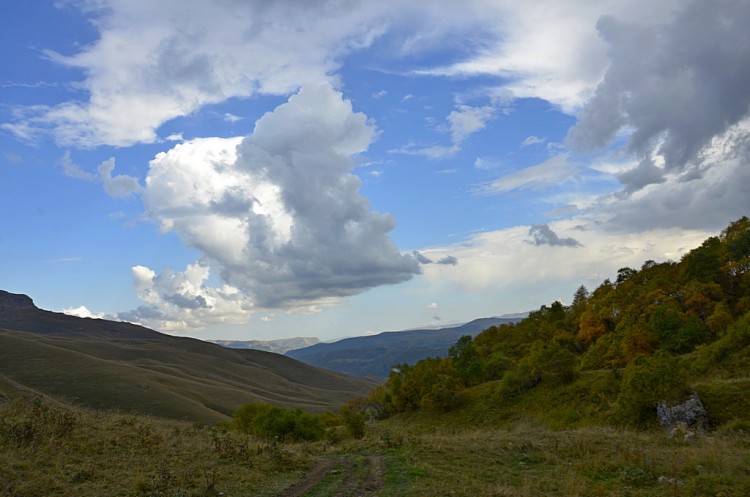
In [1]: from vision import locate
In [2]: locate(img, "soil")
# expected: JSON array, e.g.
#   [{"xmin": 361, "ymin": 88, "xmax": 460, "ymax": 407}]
[{"xmin": 276, "ymin": 454, "xmax": 385, "ymax": 497}]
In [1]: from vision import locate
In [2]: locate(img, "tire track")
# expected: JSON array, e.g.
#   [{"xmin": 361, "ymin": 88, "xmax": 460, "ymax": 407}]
[{"xmin": 276, "ymin": 454, "xmax": 384, "ymax": 497}]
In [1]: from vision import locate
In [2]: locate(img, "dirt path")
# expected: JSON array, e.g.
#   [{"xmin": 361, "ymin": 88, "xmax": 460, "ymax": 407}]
[{"xmin": 277, "ymin": 454, "xmax": 384, "ymax": 497}]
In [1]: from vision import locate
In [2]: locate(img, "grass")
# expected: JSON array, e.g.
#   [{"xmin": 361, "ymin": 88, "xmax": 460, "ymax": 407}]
[
  {"xmin": 2, "ymin": 314, "xmax": 749, "ymax": 496},
  {"xmin": 2, "ymin": 394, "xmax": 749, "ymax": 496},
  {"xmin": 0, "ymin": 329, "xmax": 375, "ymax": 423},
  {"xmin": 0, "ymin": 396, "xmax": 319, "ymax": 496},
  {"xmin": 365, "ymin": 417, "xmax": 750, "ymax": 497}
]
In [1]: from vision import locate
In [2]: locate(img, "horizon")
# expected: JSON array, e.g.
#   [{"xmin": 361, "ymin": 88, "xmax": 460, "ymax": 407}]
[
  {"xmin": 0, "ymin": 286, "xmax": 526, "ymax": 344},
  {"xmin": 2, "ymin": 0, "xmax": 749, "ymax": 342}
]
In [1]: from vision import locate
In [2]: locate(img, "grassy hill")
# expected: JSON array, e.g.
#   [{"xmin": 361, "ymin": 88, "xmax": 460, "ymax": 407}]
[
  {"xmin": 3, "ymin": 219, "xmax": 750, "ymax": 496},
  {"xmin": 0, "ymin": 291, "xmax": 375, "ymax": 423},
  {"xmin": 357, "ymin": 217, "xmax": 750, "ymax": 434},
  {"xmin": 3, "ymin": 379, "xmax": 748, "ymax": 496}
]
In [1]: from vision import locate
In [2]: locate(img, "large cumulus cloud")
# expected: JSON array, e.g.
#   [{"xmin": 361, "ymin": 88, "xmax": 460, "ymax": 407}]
[
  {"xmin": 116, "ymin": 263, "xmax": 254, "ymax": 331},
  {"xmin": 567, "ymin": 0, "xmax": 750, "ymax": 190},
  {"xmin": 140, "ymin": 84, "xmax": 419, "ymax": 316},
  {"xmin": 3, "ymin": 0, "xmax": 392, "ymax": 147},
  {"xmin": 3, "ymin": 0, "xmax": 678, "ymax": 148}
]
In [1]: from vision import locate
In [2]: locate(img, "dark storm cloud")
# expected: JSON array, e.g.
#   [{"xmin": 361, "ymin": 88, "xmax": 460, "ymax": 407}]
[
  {"xmin": 529, "ymin": 224, "xmax": 582, "ymax": 247},
  {"xmin": 567, "ymin": 0, "xmax": 750, "ymax": 190}
]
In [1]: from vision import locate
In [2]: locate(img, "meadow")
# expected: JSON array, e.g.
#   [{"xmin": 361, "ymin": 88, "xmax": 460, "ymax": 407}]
[{"xmin": 2, "ymin": 393, "xmax": 749, "ymax": 497}]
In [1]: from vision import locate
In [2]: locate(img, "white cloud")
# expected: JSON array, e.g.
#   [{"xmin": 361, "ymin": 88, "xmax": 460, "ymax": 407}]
[
  {"xmin": 389, "ymin": 142, "xmax": 459, "ymax": 159},
  {"xmin": 415, "ymin": 0, "xmax": 678, "ymax": 112},
  {"xmin": 137, "ymin": 84, "xmax": 419, "ymax": 327},
  {"xmin": 60, "ymin": 152, "xmax": 142, "ymax": 198},
  {"xmin": 6, "ymin": 0, "xmax": 392, "ymax": 147},
  {"xmin": 118, "ymin": 262, "xmax": 255, "ymax": 331},
  {"xmin": 419, "ymin": 219, "xmax": 711, "ymax": 293},
  {"xmin": 5, "ymin": 1, "xmax": 683, "ymax": 149},
  {"xmin": 521, "ymin": 135, "xmax": 546, "ymax": 147},
  {"xmin": 596, "ymin": 120, "xmax": 750, "ymax": 232},
  {"xmin": 474, "ymin": 157, "xmax": 501, "ymax": 170},
  {"xmin": 223, "ymin": 113, "xmax": 242, "ymax": 123},
  {"xmin": 63, "ymin": 305, "xmax": 107, "ymax": 319},
  {"xmin": 60, "ymin": 150, "xmax": 95, "ymax": 181},
  {"xmin": 98, "ymin": 158, "xmax": 142, "ymax": 198},
  {"xmin": 447, "ymin": 105, "xmax": 494, "ymax": 143},
  {"xmin": 391, "ymin": 103, "xmax": 495, "ymax": 158},
  {"xmin": 477, "ymin": 153, "xmax": 578, "ymax": 194},
  {"xmin": 3, "ymin": 153, "xmax": 23, "ymax": 165}
]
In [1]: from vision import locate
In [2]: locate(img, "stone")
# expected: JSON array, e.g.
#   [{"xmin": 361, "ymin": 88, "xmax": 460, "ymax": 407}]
[{"xmin": 657, "ymin": 393, "xmax": 708, "ymax": 434}]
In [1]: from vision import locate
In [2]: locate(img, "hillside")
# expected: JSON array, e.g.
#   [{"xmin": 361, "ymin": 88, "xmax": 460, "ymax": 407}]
[
  {"xmin": 3, "ymin": 220, "xmax": 750, "ymax": 496},
  {"xmin": 361, "ymin": 217, "xmax": 750, "ymax": 431},
  {"xmin": 286, "ymin": 317, "xmax": 523, "ymax": 378},
  {"xmin": 0, "ymin": 291, "xmax": 375, "ymax": 423},
  {"xmin": 210, "ymin": 336, "xmax": 320, "ymax": 354}
]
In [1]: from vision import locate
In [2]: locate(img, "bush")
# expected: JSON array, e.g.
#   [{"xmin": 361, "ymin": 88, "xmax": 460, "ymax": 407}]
[
  {"xmin": 496, "ymin": 341, "xmax": 577, "ymax": 399},
  {"xmin": 341, "ymin": 409, "xmax": 365, "ymax": 439},
  {"xmin": 232, "ymin": 403, "xmax": 324, "ymax": 442},
  {"xmin": 694, "ymin": 312, "xmax": 750, "ymax": 375},
  {"xmin": 617, "ymin": 352, "xmax": 688, "ymax": 427},
  {"xmin": 650, "ymin": 305, "xmax": 710, "ymax": 353}
]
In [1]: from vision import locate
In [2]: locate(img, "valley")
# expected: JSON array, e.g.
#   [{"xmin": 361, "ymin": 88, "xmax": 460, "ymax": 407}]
[{"xmin": 2, "ymin": 219, "xmax": 750, "ymax": 496}]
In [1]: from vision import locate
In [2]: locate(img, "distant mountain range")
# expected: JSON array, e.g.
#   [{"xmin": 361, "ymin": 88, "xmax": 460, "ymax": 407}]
[
  {"xmin": 0, "ymin": 290, "xmax": 374, "ymax": 423},
  {"xmin": 286, "ymin": 316, "xmax": 525, "ymax": 379},
  {"xmin": 209, "ymin": 336, "xmax": 320, "ymax": 354}
]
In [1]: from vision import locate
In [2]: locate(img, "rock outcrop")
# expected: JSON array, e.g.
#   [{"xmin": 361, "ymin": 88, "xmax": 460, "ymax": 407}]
[
  {"xmin": 657, "ymin": 394, "xmax": 708, "ymax": 438},
  {"xmin": 0, "ymin": 290, "xmax": 37, "ymax": 310}
]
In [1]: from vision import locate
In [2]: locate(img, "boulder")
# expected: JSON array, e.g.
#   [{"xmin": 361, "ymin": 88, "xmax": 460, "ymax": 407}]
[{"xmin": 657, "ymin": 394, "xmax": 708, "ymax": 435}]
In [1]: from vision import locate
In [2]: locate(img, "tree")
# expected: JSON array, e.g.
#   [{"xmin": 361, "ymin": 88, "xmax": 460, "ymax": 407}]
[
  {"xmin": 616, "ymin": 267, "xmax": 638, "ymax": 286},
  {"xmin": 707, "ymin": 301, "xmax": 733, "ymax": 335},
  {"xmin": 420, "ymin": 373, "xmax": 462, "ymax": 412},
  {"xmin": 572, "ymin": 284, "xmax": 590, "ymax": 306},
  {"xmin": 233, "ymin": 403, "xmax": 324, "ymax": 442},
  {"xmin": 617, "ymin": 352, "xmax": 688, "ymax": 426},
  {"xmin": 650, "ymin": 304, "xmax": 709, "ymax": 354},
  {"xmin": 449, "ymin": 335, "xmax": 484, "ymax": 386},
  {"xmin": 684, "ymin": 281, "xmax": 723, "ymax": 321},
  {"xmin": 681, "ymin": 236, "xmax": 722, "ymax": 283},
  {"xmin": 498, "ymin": 340, "xmax": 577, "ymax": 397},
  {"xmin": 340, "ymin": 405, "xmax": 366, "ymax": 439},
  {"xmin": 576, "ymin": 309, "xmax": 607, "ymax": 344}
]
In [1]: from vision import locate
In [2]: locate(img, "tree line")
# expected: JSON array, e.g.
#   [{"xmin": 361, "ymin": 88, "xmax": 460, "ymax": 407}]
[{"xmin": 355, "ymin": 217, "xmax": 750, "ymax": 426}]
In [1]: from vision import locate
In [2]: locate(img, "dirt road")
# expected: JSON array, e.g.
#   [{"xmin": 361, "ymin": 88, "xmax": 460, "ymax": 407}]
[{"xmin": 277, "ymin": 454, "xmax": 384, "ymax": 497}]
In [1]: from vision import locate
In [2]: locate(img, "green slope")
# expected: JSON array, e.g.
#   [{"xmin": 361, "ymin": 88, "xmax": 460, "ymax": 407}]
[{"xmin": 0, "ymin": 290, "xmax": 375, "ymax": 422}]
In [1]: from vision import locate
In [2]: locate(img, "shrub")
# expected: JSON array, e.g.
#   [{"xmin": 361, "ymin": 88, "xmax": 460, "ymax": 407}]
[
  {"xmin": 650, "ymin": 305, "xmax": 710, "ymax": 353},
  {"xmin": 232, "ymin": 403, "xmax": 324, "ymax": 442},
  {"xmin": 341, "ymin": 408, "xmax": 366, "ymax": 439},
  {"xmin": 617, "ymin": 351, "xmax": 688, "ymax": 427},
  {"xmin": 496, "ymin": 341, "xmax": 577, "ymax": 399},
  {"xmin": 694, "ymin": 311, "xmax": 750, "ymax": 375}
]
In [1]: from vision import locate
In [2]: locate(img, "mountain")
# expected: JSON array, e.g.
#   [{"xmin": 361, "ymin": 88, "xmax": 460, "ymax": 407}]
[
  {"xmin": 0, "ymin": 290, "xmax": 375, "ymax": 423},
  {"xmin": 285, "ymin": 317, "xmax": 524, "ymax": 378},
  {"xmin": 210, "ymin": 336, "xmax": 320, "ymax": 354}
]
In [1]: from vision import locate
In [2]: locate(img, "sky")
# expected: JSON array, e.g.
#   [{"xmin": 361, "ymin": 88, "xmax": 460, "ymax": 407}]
[{"xmin": 1, "ymin": 0, "xmax": 749, "ymax": 341}]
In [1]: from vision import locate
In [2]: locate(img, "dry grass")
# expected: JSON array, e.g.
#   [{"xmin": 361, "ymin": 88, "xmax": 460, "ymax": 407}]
[
  {"xmin": 367, "ymin": 418, "xmax": 750, "ymax": 497},
  {"xmin": 3, "ymin": 396, "xmax": 749, "ymax": 496},
  {"xmin": 0, "ymin": 397, "xmax": 321, "ymax": 496},
  {"xmin": 0, "ymin": 329, "xmax": 374, "ymax": 423}
]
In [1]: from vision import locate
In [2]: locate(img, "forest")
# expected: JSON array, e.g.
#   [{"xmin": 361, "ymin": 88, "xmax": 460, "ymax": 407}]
[{"xmin": 357, "ymin": 217, "xmax": 750, "ymax": 429}]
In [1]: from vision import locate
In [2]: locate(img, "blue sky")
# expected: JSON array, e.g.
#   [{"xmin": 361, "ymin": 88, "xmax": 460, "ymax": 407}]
[{"xmin": 2, "ymin": 0, "xmax": 749, "ymax": 341}]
